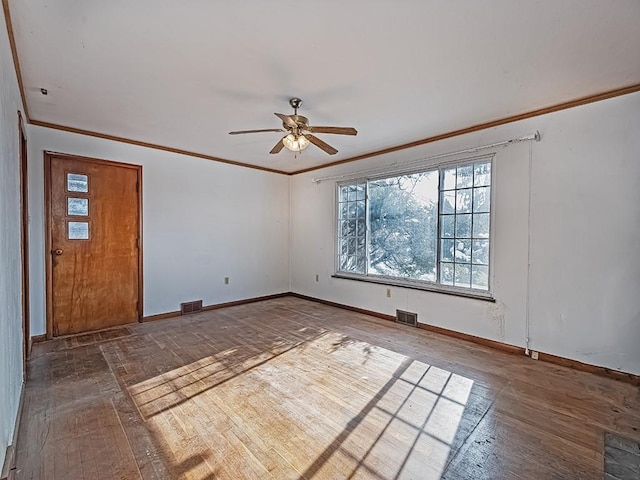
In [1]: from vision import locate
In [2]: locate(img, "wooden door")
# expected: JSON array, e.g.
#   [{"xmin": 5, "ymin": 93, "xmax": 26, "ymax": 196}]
[{"xmin": 47, "ymin": 154, "xmax": 141, "ymax": 336}]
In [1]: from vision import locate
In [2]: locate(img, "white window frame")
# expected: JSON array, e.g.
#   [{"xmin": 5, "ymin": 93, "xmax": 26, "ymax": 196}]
[{"xmin": 333, "ymin": 154, "xmax": 495, "ymax": 301}]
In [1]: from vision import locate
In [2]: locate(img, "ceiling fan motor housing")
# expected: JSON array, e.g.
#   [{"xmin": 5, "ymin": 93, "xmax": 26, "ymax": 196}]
[
  {"xmin": 283, "ymin": 115, "xmax": 309, "ymax": 131},
  {"xmin": 289, "ymin": 97, "xmax": 303, "ymax": 111}
]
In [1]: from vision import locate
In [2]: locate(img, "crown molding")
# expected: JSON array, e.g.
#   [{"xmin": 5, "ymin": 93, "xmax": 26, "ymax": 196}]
[
  {"xmin": 29, "ymin": 120, "xmax": 290, "ymax": 175},
  {"xmin": 289, "ymin": 83, "xmax": 640, "ymax": 175}
]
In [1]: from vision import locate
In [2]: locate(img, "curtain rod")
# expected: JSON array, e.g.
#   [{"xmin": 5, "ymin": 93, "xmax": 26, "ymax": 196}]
[{"xmin": 312, "ymin": 131, "xmax": 541, "ymax": 183}]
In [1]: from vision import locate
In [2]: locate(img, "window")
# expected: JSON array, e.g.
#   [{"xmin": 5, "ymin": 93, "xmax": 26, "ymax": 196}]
[
  {"xmin": 68, "ymin": 221, "xmax": 90, "ymax": 240},
  {"xmin": 336, "ymin": 157, "xmax": 492, "ymax": 294},
  {"xmin": 337, "ymin": 182, "xmax": 367, "ymax": 274},
  {"xmin": 66, "ymin": 172, "xmax": 91, "ymax": 240},
  {"xmin": 67, "ymin": 173, "xmax": 88, "ymax": 192},
  {"xmin": 67, "ymin": 197, "xmax": 89, "ymax": 216}
]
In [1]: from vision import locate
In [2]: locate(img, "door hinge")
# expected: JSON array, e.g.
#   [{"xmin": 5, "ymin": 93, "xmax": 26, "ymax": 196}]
[
  {"xmin": 135, "ymin": 182, "xmax": 139, "ymax": 192},
  {"xmin": 136, "ymin": 238, "xmax": 140, "ymax": 249}
]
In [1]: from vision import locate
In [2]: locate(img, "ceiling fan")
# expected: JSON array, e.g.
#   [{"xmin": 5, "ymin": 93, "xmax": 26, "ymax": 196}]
[{"xmin": 229, "ymin": 98, "xmax": 357, "ymax": 155}]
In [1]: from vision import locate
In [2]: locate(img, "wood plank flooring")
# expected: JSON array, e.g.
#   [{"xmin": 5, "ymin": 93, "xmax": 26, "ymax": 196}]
[{"xmin": 14, "ymin": 297, "xmax": 640, "ymax": 479}]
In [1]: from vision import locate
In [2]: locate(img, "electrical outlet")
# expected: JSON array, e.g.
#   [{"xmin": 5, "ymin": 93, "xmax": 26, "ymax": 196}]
[
  {"xmin": 315, "ymin": 274, "xmax": 319, "ymax": 282},
  {"xmin": 224, "ymin": 277, "xmax": 229, "ymax": 285},
  {"xmin": 386, "ymin": 288, "xmax": 391, "ymax": 298},
  {"xmin": 531, "ymin": 350, "xmax": 539, "ymax": 360}
]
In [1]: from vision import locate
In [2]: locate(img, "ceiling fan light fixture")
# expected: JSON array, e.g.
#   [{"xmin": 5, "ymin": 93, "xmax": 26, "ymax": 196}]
[{"xmin": 283, "ymin": 133, "xmax": 310, "ymax": 152}]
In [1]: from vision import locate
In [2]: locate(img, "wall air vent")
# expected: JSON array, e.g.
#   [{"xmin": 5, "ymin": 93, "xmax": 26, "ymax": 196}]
[
  {"xmin": 180, "ymin": 300, "xmax": 203, "ymax": 315},
  {"xmin": 396, "ymin": 309, "xmax": 417, "ymax": 327}
]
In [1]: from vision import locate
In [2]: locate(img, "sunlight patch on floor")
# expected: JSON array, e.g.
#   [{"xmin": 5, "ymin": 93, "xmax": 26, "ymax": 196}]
[
  {"xmin": 126, "ymin": 330, "xmax": 474, "ymax": 479},
  {"xmin": 322, "ymin": 359, "xmax": 474, "ymax": 479}
]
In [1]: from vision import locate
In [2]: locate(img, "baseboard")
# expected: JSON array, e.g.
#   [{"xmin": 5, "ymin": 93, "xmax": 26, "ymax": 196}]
[
  {"xmin": 417, "ymin": 323, "xmax": 638, "ymax": 386},
  {"xmin": 536, "ymin": 351, "xmax": 639, "ymax": 386},
  {"xmin": 416, "ymin": 321, "xmax": 524, "ymax": 355},
  {"xmin": 292, "ymin": 293, "xmax": 640, "ymax": 386},
  {"xmin": 289, "ymin": 293, "xmax": 396, "ymax": 321},
  {"xmin": 141, "ymin": 292, "xmax": 290, "ymax": 322},
  {"xmin": 201, "ymin": 292, "xmax": 290, "ymax": 311},
  {"xmin": 141, "ymin": 310, "xmax": 181, "ymax": 322},
  {"xmin": 1, "ymin": 382, "xmax": 25, "ymax": 480}
]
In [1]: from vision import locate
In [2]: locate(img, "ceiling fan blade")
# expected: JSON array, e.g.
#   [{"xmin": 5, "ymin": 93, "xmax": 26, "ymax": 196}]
[
  {"xmin": 308, "ymin": 126, "xmax": 357, "ymax": 136},
  {"xmin": 274, "ymin": 113, "xmax": 297, "ymax": 128},
  {"xmin": 269, "ymin": 137, "xmax": 286, "ymax": 154},
  {"xmin": 306, "ymin": 134, "xmax": 338, "ymax": 155},
  {"xmin": 229, "ymin": 128, "xmax": 284, "ymax": 135}
]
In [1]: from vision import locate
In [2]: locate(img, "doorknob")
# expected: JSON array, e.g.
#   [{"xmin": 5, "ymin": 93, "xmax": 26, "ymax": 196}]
[{"xmin": 53, "ymin": 248, "xmax": 63, "ymax": 256}]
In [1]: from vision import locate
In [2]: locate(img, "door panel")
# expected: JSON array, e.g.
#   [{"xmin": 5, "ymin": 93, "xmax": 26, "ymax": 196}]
[{"xmin": 49, "ymin": 155, "xmax": 140, "ymax": 336}]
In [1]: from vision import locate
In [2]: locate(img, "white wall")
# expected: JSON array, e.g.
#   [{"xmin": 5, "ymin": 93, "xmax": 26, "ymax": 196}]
[
  {"xmin": 0, "ymin": 5, "xmax": 26, "ymax": 470},
  {"xmin": 290, "ymin": 92, "xmax": 640, "ymax": 376},
  {"xmin": 28, "ymin": 126, "xmax": 291, "ymax": 334}
]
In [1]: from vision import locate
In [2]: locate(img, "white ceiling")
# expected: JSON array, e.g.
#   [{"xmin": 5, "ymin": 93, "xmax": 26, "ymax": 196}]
[{"xmin": 9, "ymin": 0, "xmax": 640, "ymax": 173}]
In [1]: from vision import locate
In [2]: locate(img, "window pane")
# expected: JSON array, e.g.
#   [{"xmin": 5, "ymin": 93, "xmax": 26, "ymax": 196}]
[
  {"xmin": 68, "ymin": 221, "xmax": 89, "ymax": 240},
  {"xmin": 442, "ymin": 168, "xmax": 456, "ymax": 190},
  {"xmin": 357, "ymin": 218, "xmax": 366, "ymax": 236},
  {"xmin": 474, "ymin": 163, "xmax": 491, "ymax": 186},
  {"xmin": 441, "ymin": 215, "xmax": 455, "ymax": 238},
  {"xmin": 455, "ymin": 214, "xmax": 472, "ymax": 238},
  {"xmin": 454, "ymin": 240, "xmax": 471, "ymax": 263},
  {"xmin": 67, "ymin": 173, "xmax": 88, "ymax": 192},
  {"xmin": 339, "ymin": 204, "xmax": 348, "ymax": 220},
  {"xmin": 339, "ymin": 239, "xmax": 348, "ymax": 255},
  {"xmin": 440, "ymin": 262, "xmax": 454, "ymax": 285},
  {"xmin": 348, "ymin": 185, "xmax": 357, "ymax": 201},
  {"xmin": 456, "ymin": 165, "xmax": 473, "ymax": 188},
  {"xmin": 356, "ymin": 184, "xmax": 366, "ymax": 200},
  {"xmin": 339, "ymin": 185, "xmax": 349, "ymax": 202},
  {"xmin": 441, "ymin": 239, "xmax": 454, "ymax": 261},
  {"xmin": 340, "ymin": 221, "xmax": 349, "ymax": 236},
  {"xmin": 441, "ymin": 191, "xmax": 455, "ymax": 214},
  {"xmin": 348, "ymin": 202, "xmax": 357, "ymax": 218},
  {"xmin": 472, "ymin": 265, "xmax": 489, "ymax": 290},
  {"xmin": 454, "ymin": 264, "xmax": 471, "ymax": 287},
  {"xmin": 472, "ymin": 239, "xmax": 489, "ymax": 265},
  {"xmin": 369, "ymin": 172, "xmax": 438, "ymax": 281},
  {"xmin": 473, "ymin": 213, "xmax": 490, "ymax": 238},
  {"xmin": 473, "ymin": 187, "xmax": 490, "ymax": 213},
  {"xmin": 348, "ymin": 237, "xmax": 356, "ymax": 255},
  {"xmin": 67, "ymin": 197, "xmax": 88, "ymax": 216},
  {"xmin": 456, "ymin": 189, "xmax": 472, "ymax": 213}
]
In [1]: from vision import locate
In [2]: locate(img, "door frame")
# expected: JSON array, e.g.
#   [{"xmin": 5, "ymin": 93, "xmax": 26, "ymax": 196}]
[
  {"xmin": 18, "ymin": 112, "xmax": 30, "ymax": 366},
  {"xmin": 44, "ymin": 151, "xmax": 143, "ymax": 339}
]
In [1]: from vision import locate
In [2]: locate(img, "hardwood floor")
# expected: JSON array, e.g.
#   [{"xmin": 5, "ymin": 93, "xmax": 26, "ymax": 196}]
[{"xmin": 15, "ymin": 297, "xmax": 640, "ymax": 479}]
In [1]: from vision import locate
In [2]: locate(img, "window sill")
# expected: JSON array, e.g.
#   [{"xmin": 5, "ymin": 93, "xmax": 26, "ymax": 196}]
[{"xmin": 331, "ymin": 273, "xmax": 496, "ymax": 302}]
